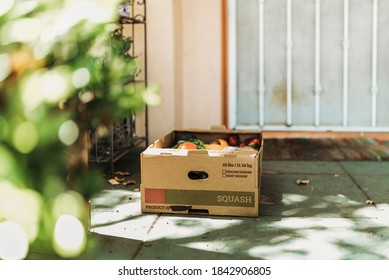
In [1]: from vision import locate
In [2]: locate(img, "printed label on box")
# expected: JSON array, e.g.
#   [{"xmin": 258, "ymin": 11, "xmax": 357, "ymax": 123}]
[{"xmin": 144, "ymin": 188, "xmax": 255, "ymax": 207}]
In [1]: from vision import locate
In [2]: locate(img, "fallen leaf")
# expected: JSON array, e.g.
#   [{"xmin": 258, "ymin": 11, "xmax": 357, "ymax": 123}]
[
  {"xmin": 114, "ymin": 176, "xmax": 125, "ymax": 182},
  {"xmin": 123, "ymin": 180, "xmax": 136, "ymax": 186},
  {"xmin": 113, "ymin": 171, "xmax": 130, "ymax": 176},
  {"xmin": 260, "ymin": 194, "xmax": 274, "ymax": 205},
  {"xmin": 108, "ymin": 178, "xmax": 120, "ymax": 185},
  {"xmin": 366, "ymin": 199, "xmax": 374, "ymax": 205},
  {"xmin": 296, "ymin": 179, "xmax": 310, "ymax": 185}
]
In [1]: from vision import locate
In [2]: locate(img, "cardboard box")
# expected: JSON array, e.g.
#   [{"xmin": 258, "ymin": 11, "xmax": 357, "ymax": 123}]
[{"xmin": 140, "ymin": 127, "xmax": 263, "ymax": 217}]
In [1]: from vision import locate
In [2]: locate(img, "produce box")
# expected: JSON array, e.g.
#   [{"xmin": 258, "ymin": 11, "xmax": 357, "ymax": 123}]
[{"xmin": 140, "ymin": 127, "xmax": 263, "ymax": 217}]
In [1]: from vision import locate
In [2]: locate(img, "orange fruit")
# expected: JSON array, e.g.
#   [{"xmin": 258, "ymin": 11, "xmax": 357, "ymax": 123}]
[{"xmin": 177, "ymin": 142, "xmax": 197, "ymax": 150}]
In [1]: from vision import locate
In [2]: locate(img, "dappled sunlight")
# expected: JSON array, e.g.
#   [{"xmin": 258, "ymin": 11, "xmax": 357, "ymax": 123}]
[
  {"xmin": 352, "ymin": 206, "xmax": 381, "ymax": 219},
  {"xmin": 183, "ymin": 240, "xmax": 237, "ymax": 255},
  {"xmin": 310, "ymin": 201, "xmax": 330, "ymax": 209},
  {"xmin": 91, "ymin": 214, "xmax": 156, "ymax": 242},
  {"xmin": 91, "ymin": 189, "xmax": 140, "ymax": 209},
  {"xmin": 87, "ymin": 157, "xmax": 389, "ymax": 259},
  {"xmin": 274, "ymin": 217, "xmax": 354, "ymax": 229},
  {"xmin": 260, "ymin": 171, "xmax": 376, "ymax": 218},
  {"xmin": 89, "ymin": 206, "xmax": 389, "ymax": 259},
  {"xmin": 323, "ymin": 194, "xmax": 362, "ymax": 206},
  {"xmin": 147, "ymin": 217, "xmax": 242, "ymax": 242},
  {"xmin": 353, "ymin": 204, "xmax": 389, "ymax": 224},
  {"xmin": 281, "ymin": 208, "xmax": 305, "ymax": 217},
  {"xmin": 90, "ymin": 189, "xmax": 150, "ymax": 241},
  {"xmin": 247, "ymin": 217, "xmax": 386, "ymax": 259},
  {"xmin": 89, "ymin": 184, "xmax": 389, "ymax": 259},
  {"xmin": 278, "ymin": 191, "xmax": 364, "ymax": 217},
  {"xmin": 259, "ymin": 214, "xmax": 388, "ymax": 259},
  {"xmin": 91, "ymin": 201, "xmax": 142, "ymax": 228},
  {"xmin": 248, "ymin": 228, "xmax": 344, "ymax": 259},
  {"xmin": 281, "ymin": 193, "xmax": 308, "ymax": 206},
  {"xmin": 376, "ymin": 203, "xmax": 389, "ymax": 221}
]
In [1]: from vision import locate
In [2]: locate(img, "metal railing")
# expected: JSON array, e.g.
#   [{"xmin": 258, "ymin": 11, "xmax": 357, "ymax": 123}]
[{"xmin": 228, "ymin": 0, "xmax": 388, "ymax": 132}]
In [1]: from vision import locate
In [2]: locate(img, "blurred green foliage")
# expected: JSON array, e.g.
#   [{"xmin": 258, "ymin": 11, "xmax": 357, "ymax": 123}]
[{"xmin": 0, "ymin": 0, "xmax": 159, "ymax": 259}]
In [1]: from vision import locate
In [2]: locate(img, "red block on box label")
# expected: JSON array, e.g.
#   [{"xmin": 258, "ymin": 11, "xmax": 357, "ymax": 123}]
[{"xmin": 145, "ymin": 188, "xmax": 166, "ymax": 204}]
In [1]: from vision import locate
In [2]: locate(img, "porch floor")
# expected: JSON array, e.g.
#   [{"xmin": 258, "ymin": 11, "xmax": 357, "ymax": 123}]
[{"xmin": 81, "ymin": 140, "xmax": 389, "ymax": 260}]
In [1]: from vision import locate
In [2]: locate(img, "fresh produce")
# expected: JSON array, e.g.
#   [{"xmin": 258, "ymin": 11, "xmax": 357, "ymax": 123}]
[
  {"xmin": 240, "ymin": 136, "xmax": 262, "ymax": 150},
  {"xmin": 228, "ymin": 134, "xmax": 240, "ymax": 146},
  {"xmin": 177, "ymin": 142, "xmax": 198, "ymax": 150},
  {"xmin": 172, "ymin": 139, "xmax": 206, "ymax": 149},
  {"xmin": 172, "ymin": 134, "xmax": 261, "ymax": 151},
  {"xmin": 204, "ymin": 144, "xmax": 224, "ymax": 150},
  {"xmin": 174, "ymin": 133, "xmax": 198, "ymax": 143},
  {"xmin": 210, "ymin": 138, "xmax": 229, "ymax": 147},
  {"xmin": 245, "ymin": 136, "xmax": 261, "ymax": 145}
]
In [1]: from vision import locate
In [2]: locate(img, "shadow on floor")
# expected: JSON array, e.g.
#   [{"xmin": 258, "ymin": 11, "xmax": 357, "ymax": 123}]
[{"xmin": 86, "ymin": 153, "xmax": 389, "ymax": 260}]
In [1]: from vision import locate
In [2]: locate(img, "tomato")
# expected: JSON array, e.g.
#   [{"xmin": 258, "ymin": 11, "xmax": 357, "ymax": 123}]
[
  {"xmin": 177, "ymin": 142, "xmax": 198, "ymax": 150},
  {"xmin": 228, "ymin": 134, "xmax": 240, "ymax": 146},
  {"xmin": 243, "ymin": 137, "xmax": 261, "ymax": 146}
]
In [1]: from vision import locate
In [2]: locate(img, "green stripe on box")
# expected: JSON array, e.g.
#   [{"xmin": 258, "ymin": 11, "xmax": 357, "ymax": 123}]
[{"xmin": 166, "ymin": 190, "xmax": 255, "ymax": 207}]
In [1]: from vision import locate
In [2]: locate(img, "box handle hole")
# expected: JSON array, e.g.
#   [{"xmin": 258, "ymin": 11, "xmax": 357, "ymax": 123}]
[{"xmin": 188, "ymin": 171, "xmax": 208, "ymax": 180}]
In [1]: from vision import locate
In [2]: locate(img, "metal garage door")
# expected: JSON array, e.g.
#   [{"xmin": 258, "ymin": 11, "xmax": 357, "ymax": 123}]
[{"xmin": 228, "ymin": 0, "xmax": 389, "ymax": 132}]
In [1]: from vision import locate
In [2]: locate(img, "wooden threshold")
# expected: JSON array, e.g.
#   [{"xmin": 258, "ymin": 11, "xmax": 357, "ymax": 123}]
[{"xmin": 263, "ymin": 131, "xmax": 389, "ymax": 140}]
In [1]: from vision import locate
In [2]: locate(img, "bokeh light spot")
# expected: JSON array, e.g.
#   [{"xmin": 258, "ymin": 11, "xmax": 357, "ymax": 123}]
[
  {"xmin": 0, "ymin": 54, "xmax": 11, "ymax": 82},
  {"xmin": 0, "ymin": 181, "xmax": 42, "ymax": 243},
  {"xmin": 52, "ymin": 191, "xmax": 85, "ymax": 220},
  {"xmin": 0, "ymin": 115, "xmax": 8, "ymax": 140},
  {"xmin": 0, "ymin": 0, "xmax": 15, "ymax": 17},
  {"xmin": 0, "ymin": 221, "xmax": 29, "ymax": 260},
  {"xmin": 53, "ymin": 215, "xmax": 86, "ymax": 258},
  {"xmin": 3, "ymin": 18, "xmax": 42, "ymax": 43},
  {"xmin": 58, "ymin": 120, "xmax": 79, "ymax": 146},
  {"xmin": 72, "ymin": 68, "xmax": 90, "ymax": 88},
  {"xmin": 22, "ymin": 71, "xmax": 45, "ymax": 113},
  {"xmin": 79, "ymin": 91, "xmax": 94, "ymax": 104},
  {"xmin": 12, "ymin": 122, "xmax": 39, "ymax": 154},
  {"xmin": 143, "ymin": 87, "xmax": 161, "ymax": 107},
  {"xmin": 41, "ymin": 70, "xmax": 68, "ymax": 103},
  {"xmin": 0, "ymin": 146, "xmax": 14, "ymax": 177}
]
